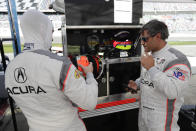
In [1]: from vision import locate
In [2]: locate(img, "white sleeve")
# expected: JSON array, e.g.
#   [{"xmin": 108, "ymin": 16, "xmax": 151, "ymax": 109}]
[
  {"xmin": 62, "ymin": 65, "xmax": 98, "ymax": 110},
  {"xmin": 148, "ymin": 64, "xmax": 191, "ymax": 99}
]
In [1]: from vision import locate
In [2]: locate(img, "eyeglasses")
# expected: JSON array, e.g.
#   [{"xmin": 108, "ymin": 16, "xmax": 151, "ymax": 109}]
[{"xmin": 141, "ymin": 36, "xmax": 150, "ymax": 42}]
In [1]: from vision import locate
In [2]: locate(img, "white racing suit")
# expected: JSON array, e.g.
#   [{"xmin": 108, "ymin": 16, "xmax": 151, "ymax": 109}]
[
  {"xmin": 136, "ymin": 44, "xmax": 191, "ymax": 131},
  {"xmin": 5, "ymin": 49, "xmax": 98, "ymax": 131},
  {"xmin": 5, "ymin": 9, "xmax": 98, "ymax": 131}
]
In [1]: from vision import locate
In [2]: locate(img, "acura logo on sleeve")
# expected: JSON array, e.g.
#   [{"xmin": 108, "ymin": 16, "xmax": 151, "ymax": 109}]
[{"xmin": 14, "ymin": 67, "xmax": 27, "ymax": 83}]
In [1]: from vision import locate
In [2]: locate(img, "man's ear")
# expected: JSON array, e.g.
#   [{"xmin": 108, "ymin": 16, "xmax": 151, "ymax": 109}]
[{"xmin": 155, "ymin": 32, "xmax": 161, "ymax": 39}]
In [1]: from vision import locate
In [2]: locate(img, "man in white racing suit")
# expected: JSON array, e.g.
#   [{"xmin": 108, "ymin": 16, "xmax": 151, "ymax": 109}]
[
  {"xmin": 128, "ymin": 20, "xmax": 191, "ymax": 131},
  {"xmin": 5, "ymin": 10, "xmax": 98, "ymax": 131}
]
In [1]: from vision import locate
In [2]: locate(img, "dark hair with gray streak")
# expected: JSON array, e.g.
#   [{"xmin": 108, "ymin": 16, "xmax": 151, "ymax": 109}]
[{"xmin": 140, "ymin": 19, "xmax": 169, "ymax": 40}]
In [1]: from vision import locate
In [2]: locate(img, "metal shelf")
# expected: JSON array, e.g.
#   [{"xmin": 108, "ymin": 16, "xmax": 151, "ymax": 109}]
[
  {"xmin": 65, "ymin": 25, "xmax": 142, "ymax": 29},
  {"xmin": 79, "ymin": 92, "xmax": 139, "ymax": 119},
  {"xmin": 104, "ymin": 56, "xmax": 140, "ymax": 64},
  {"xmin": 79, "ymin": 102, "xmax": 139, "ymax": 119}
]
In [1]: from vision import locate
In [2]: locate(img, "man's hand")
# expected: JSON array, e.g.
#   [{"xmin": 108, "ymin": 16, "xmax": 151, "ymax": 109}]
[
  {"xmin": 141, "ymin": 52, "xmax": 154, "ymax": 70},
  {"xmin": 128, "ymin": 80, "xmax": 138, "ymax": 94},
  {"xmin": 78, "ymin": 62, "xmax": 93, "ymax": 74}
]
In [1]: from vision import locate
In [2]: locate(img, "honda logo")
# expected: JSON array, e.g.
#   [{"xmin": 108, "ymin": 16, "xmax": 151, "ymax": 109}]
[{"xmin": 14, "ymin": 67, "xmax": 27, "ymax": 83}]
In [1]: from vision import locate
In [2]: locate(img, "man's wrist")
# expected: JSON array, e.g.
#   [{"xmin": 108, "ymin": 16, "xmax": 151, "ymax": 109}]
[
  {"xmin": 86, "ymin": 72, "xmax": 94, "ymax": 78},
  {"xmin": 146, "ymin": 65, "xmax": 155, "ymax": 70}
]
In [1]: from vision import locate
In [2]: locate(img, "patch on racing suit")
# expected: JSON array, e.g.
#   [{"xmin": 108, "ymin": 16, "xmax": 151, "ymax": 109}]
[
  {"xmin": 74, "ymin": 69, "xmax": 80, "ymax": 79},
  {"xmin": 156, "ymin": 57, "xmax": 165, "ymax": 64},
  {"xmin": 141, "ymin": 79, "xmax": 154, "ymax": 88},
  {"xmin": 173, "ymin": 67, "xmax": 187, "ymax": 81}
]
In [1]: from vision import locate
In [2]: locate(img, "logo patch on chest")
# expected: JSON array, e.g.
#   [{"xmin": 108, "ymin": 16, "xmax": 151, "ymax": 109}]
[{"xmin": 156, "ymin": 57, "xmax": 165, "ymax": 64}]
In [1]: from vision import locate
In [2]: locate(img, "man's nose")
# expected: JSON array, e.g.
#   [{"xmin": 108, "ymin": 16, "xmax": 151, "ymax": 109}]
[{"xmin": 141, "ymin": 41, "xmax": 145, "ymax": 45}]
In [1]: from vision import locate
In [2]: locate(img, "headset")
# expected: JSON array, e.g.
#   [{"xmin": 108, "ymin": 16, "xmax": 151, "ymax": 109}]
[{"xmin": 70, "ymin": 55, "xmax": 104, "ymax": 79}]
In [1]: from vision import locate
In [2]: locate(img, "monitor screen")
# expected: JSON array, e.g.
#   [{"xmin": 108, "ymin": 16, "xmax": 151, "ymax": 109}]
[{"xmin": 64, "ymin": 0, "xmax": 143, "ymax": 25}]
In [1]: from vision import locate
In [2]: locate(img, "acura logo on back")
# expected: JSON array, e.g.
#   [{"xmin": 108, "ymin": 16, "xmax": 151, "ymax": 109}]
[{"xmin": 14, "ymin": 67, "xmax": 27, "ymax": 83}]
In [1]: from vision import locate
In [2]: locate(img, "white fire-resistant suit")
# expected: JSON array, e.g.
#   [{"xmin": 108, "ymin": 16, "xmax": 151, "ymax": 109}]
[
  {"xmin": 5, "ymin": 10, "xmax": 98, "ymax": 131},
  {"xmin": 136, "ymin": 44, "xmax": 191, "ymax": 131}
]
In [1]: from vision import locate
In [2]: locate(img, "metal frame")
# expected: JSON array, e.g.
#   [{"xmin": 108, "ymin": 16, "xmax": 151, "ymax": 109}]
[
  {"xmin": 79, "ymin": 92, "xmax": 139, "ymax": 118},
  {"xmin": 62, "ymin": 0, "xmax": 142, "ymax": 120}
]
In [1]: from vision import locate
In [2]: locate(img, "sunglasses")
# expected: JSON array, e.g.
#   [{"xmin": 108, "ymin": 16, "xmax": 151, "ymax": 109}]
[
  {"xmin": 141, "ymin": 33, "xmax": 158, "ymax": 42},
  {"xmin": 141, "ymin": 36, "xmax": 150, "ymax": 42}
]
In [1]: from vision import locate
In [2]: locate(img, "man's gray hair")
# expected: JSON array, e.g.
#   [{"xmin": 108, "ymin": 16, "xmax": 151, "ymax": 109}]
[{"xmin": 140, "ymin": 19, "xmax": 169, "ymax": 40}]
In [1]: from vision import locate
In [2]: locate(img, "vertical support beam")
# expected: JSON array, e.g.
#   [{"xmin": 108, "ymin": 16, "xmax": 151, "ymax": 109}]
[
  {"xmin": 62, "ymin": 1, "xmax": 68, "ymax": 56},
  {"xmin": 5, "ymin": 0, "xmax": 20, "ymax": 130},
  {"xmin": 6, "ymin": 0, "xmax": 21, "ymax": 56},
  {"xmin": 61, "ymin": 22, "xmax": 68, "ymax": 57},
  {"xmin": 106, "ymin": 58, "xmax": 110, "ymax": 96}
]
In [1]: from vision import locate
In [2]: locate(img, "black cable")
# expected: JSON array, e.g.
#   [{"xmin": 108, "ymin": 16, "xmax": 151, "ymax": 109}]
[
  {"xmin": 0, "ymin": 38, "xmax": 18, "ymax": 131},
  {"xmin": 0, "ymin": 39, "xmax": 7, "ymax": 72}
]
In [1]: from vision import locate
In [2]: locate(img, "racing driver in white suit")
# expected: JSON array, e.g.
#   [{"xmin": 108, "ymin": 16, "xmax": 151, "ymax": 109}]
[
  {"xmin": 128, "ymin": 20, "xmax": 191, "ymax": 131},
  {"xmin": 5, "ymin": 10, "xmax": 98, "ymax": 131}
]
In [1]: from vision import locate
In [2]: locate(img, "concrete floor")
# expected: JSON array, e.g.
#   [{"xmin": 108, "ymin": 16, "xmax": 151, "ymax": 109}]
[{"xmin": 0, "ymin": 107, "xmax": 28, "ymax": 131}]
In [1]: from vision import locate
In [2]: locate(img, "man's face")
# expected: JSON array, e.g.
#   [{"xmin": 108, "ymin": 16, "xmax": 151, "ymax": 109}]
[{"xmin": 141, "ymin": 30, "xmax": 157, "ymax": 53}]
